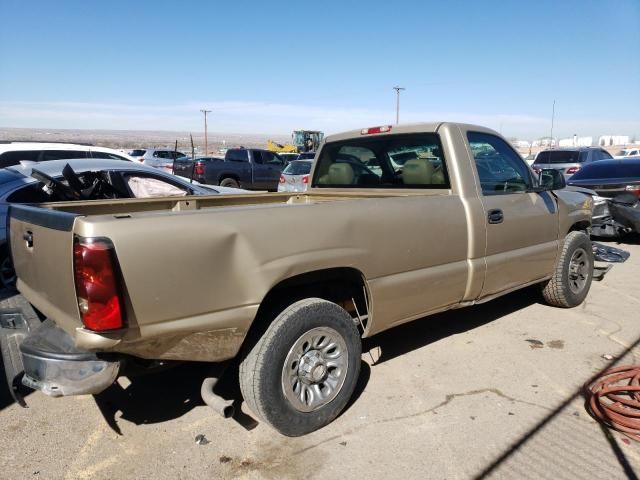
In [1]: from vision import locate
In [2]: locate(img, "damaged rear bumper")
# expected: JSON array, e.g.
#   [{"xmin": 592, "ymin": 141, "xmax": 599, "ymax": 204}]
[{"xmin": 1, "ymin": 314, "xmax": 119, "ymax": 404}]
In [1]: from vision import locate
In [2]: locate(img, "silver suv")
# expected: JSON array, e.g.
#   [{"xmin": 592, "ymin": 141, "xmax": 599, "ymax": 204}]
[
  {"xmin": 532, "ymin": 147, "xmax": 613, "ymax": 179},
  {"xmin": 129, "ymin": 148, "xmax": 185, "ymax": 171}
]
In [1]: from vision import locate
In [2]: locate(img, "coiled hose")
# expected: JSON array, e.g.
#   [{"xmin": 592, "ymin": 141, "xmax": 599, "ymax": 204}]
[{"xmin": 585, "ymin": 365, "xmax": 640, "ymax": 441}]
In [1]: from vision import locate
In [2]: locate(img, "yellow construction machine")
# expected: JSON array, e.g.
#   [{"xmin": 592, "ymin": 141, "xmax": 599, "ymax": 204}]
[{"xmin": 267, "ymin": 130, "xmax": 324, "ymax": 153}]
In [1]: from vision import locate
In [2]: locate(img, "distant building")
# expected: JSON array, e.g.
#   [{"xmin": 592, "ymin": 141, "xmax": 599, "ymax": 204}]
[
  {"xmin": 598, "ymin": 135, "xmax": 630, "ymax": 146},
  {"xmin": 513, "ymin": 140, "xmax": 531, "ymax": 149},
  {"xmin": 558, "ymin": 136, "xmax": 593, "ymax": 147}
]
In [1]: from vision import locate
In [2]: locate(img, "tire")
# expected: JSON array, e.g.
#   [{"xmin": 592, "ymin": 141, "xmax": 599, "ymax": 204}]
[
  {"xmin": 219, "ymin": 177, "xmax": 240, "ymax": 188},
  {"xmin": 0, "ymin": 255, "xmax": 16, "ymax": 290},
  {"xmin": 239, "ymin": 298, "xmax": 361, "ymax": 436},
  {"xmin": 541, "ymin": 231, "xmax": 593, "ymax": 308}
]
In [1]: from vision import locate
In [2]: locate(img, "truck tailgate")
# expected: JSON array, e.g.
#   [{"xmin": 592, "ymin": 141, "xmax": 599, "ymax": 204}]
[{"xmin": 9, "ymin": 205, "xmax": 82, "ymax": 334}]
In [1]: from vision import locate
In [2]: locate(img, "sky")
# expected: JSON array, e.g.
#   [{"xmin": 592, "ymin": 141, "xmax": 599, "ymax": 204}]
[{"xmin": 0, "ymin": 0, "xmax": 639, "ymax": 140}]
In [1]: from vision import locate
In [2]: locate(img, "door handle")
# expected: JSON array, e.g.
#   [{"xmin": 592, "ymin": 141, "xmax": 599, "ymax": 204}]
[{"xmin": 487, "ymin": 209, "xmax": 504, "ymax": 224}]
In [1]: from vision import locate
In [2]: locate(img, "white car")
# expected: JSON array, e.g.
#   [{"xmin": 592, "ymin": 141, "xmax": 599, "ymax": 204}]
[
  {"xmin": 0, "ymin": 142, "xmax": 135, "ymax": 168},
  {"xmin": 614, "ymin": 148, "xmax": 640, "ymax": 159}
]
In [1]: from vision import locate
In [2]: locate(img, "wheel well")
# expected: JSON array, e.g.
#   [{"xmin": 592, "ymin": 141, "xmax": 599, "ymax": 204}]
[
  {"xmin": 218, "ymin": 174, "xmax": 239, "ymax": 184},
  {"xmin": 240, "ymin": 268, "xmax": 369, "ymax": 353},
  {"xmin": 568, "ymin": 221, "xmax": 591, "ymax": 234}
]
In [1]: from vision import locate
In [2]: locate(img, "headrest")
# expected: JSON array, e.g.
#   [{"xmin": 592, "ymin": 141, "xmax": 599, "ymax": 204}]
[
  {"xmin": 403, "ymin": 159, "xmax": 434, "ymax": 184},
  {"xmin": 328, "ymin": 163, "xmax": 355, "ymax": 184}
]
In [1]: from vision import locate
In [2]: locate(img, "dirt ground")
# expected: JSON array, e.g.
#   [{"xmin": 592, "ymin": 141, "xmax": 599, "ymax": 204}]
[{"xmin": 1, "ymin": 240, "xmax": 640, "ymax": 479}]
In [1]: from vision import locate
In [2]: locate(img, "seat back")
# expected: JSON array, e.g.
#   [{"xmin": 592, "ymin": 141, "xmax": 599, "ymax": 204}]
[
  {"xmin": 327, "ymin": 163, "xmax": 355, "ymax": 184},
  {"xmin": 403, "ymin": 159, "xmax": 434, "ymax": 185}
]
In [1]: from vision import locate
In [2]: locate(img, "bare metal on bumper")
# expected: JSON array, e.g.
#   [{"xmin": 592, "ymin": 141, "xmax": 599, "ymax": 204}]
[{"xmin": 18, "ymin": 319, "xmax": 120, "ymax": 398}]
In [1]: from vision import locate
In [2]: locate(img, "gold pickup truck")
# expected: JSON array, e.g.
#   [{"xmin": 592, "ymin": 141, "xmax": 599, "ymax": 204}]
[{"xmin": 1, "ymin": 123, "xmax": 594, "ymax": 436}]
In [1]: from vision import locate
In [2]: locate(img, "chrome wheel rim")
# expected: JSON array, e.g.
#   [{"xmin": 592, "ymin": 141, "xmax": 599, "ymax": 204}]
[
  {"xmin": 568, "ymin": 247, "xmax": 589, "ymax": 294},
  {"xmin": 281, "ymin": 326, "xmax": 349, "ymax": 412}
]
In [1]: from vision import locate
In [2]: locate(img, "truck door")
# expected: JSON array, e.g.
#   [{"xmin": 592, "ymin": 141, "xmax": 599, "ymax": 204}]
[
  {"xmin": 251, "ymin": 151, "xmax": 283, "ymax": 190},
  {"xmin": 467, "ymin": 131, "xmax": 559, "ymax": 297}
]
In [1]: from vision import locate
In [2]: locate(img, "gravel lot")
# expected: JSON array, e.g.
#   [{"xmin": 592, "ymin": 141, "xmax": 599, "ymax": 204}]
[{"xmin": 1, "ymin": 241, "xmax": 640, "ymax": 480}]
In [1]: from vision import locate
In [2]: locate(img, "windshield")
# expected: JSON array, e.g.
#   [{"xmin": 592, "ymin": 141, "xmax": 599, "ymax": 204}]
[
  {"xmin": 129, "ymin": 149, "xmax": 146, "ymax": 156},
  {"xmin": 283, "ymin": 160, "xmax": 312, "ymax": 175},
  {"xmin": 534, "ymin": 150, "xmax": 586, "ymax": 164}
]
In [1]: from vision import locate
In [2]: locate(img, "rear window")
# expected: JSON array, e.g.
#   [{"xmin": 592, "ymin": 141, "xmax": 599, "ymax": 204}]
[
  {"xmin": 129, "ymin": 150, "xmax": 146, "ymax": 156},
  {"xmin": 313, "ymin": 133, "xmax": 449, "ymax": 189},
  {"xmin": 571, "ymin": 162, "xmax": 640, "ymax": 180},
  {"xmin": 283, "ymin": 161, "xmax": 312, "ymax": 175},
  {"xmin": 534, "ymin": 150, "xmax": 587, "ymax": 164}
]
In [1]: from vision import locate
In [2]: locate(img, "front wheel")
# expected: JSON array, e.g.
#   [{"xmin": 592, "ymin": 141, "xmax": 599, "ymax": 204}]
[
  {"xmin": 239, "ymin": 298, "xmax": 361, "ymax": 436},
  {"xmin": 541, "ymin": 231, "xmax": 593, "ymax": 308}
]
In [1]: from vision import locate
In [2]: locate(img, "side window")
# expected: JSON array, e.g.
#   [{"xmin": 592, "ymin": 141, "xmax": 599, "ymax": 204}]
[
  {"xmin": 262, "ymin": 151, "xmax": 283, "ymax": 165},
  {"xmin": 252, "ymin": 150, "xmax": 264, "ymax": 164},
  {"xmin": 467, "ymin": 132, "xmax": 531, "ymax": 195},
  {"xmin": 600, "ymin": 150, "xmax": 613, "ymax": 160},
  {"xmin": 42, "ymin": 150, "xmax": 88, "ymax": 161},
  {"xmin": 313, "ymin": 133, "xmax": 449, "ymax": 189},
  {"xmin": 227, "ymin": 150, "xmax": 248, "ymax": 162},
  {"xmin": 91, "ymin": 151, "xmax": 128, "ymax": 160},
  {"xmin": 0, "ymin": 151, "xmax": 41, "ymax": 168}
]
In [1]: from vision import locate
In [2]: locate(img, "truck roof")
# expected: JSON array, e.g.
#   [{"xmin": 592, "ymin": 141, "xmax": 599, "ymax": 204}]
[{"xmin": 323, "ymin": 122, "xmax": 498, "ymax": 143}]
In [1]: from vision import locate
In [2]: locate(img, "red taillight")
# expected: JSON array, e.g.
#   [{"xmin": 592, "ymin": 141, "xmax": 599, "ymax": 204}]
[
  {"xmin": 195, "ymin": 163, "xmax": 205, "ymax": 176},
  {"xmin": 279, "ymin": 175, "xmax": 286, "ymax": 183},
  {"xmin": 73, "ymin": 238, "xmax": 124, "ymax": 331},
  {"xmin": 565, "ymin": 166, "xmax": 580, "ymax": 175},
  {"xmin": 302, "ymin": 175, "xmax": 309, "ymax": 184},
  {"xmin": 625, "ymin": 185, "xmax": 640, "ymax": 197},
  {"xmin": 360, "ymin": 125, "xmax": 392, "ymax": 135}
]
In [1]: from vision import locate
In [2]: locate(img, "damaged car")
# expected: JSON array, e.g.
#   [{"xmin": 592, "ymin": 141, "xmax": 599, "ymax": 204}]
[
  {"xmin": 567, "ymin": 158, "xmax": 640, "ymax": 238},
  {"xmin": 0, "ymin": 158, "xmax": 247, "ymax": 287}
]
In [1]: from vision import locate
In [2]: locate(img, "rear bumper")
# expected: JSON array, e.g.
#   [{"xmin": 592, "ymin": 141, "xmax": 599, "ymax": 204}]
[{"xmin": 1, "ymin": 314, "xmax": 119, "ymax": 402}]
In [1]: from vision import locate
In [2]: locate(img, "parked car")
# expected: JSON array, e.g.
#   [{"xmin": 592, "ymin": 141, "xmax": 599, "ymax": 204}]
[
  {"xmin": 614, "ymin": 148, "xmax": 640, "ymax": 159},
  {"xmin": 532, "ymin": 147, "xmax": 614, "ymax": 179},
  {"xmin": 278, "ymin": 159, "xmax": 313, "ymax": 192},
  {"xmin": 1, "ymin": 122, "xmax": 593, "ymax": 436},
  {"xmin": 0, "ymin": 158, "xmax": 246, "ymax": 287},
  {"xmin": 173, "ymin": 148, "xmax": 285, "ymax": 190},
  {"xmin": 567, "ymin": 159, "xmax": 640, "ymax": 238},
  {"xmin": 128, "ymin": 148, "xmax": 186, "ymax": 172},
  {"xmin": 566, "ymin": 158, "xmax": 640, "ymax": 199},
  {"xmin": 0, "ymin": 142, "xmax": 135, "ymax": 168}
]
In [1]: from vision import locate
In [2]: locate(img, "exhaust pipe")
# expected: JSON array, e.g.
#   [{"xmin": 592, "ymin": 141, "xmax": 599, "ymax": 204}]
[{"xmin": 201, "ymin": 377, "xmax": 235, "ymax": 418}]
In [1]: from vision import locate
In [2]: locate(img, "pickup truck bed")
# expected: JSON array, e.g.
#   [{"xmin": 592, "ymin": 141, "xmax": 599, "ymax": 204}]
[{"xmin": 3, "ymin": 122, "xmax": 594, "ymax": 436}]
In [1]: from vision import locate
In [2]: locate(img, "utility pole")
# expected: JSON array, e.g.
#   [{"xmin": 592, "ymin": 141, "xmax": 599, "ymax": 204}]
[
  {"xmin": 393, "ymin": 86, "xmax": 405, "ymax": 125},
  {"xmin": 200, "ymin": 109, "xmax": 212, "ymax": 155},
  {"xmin": 549, "ymin": 100, "xmax": 556, "ymax": 148}
]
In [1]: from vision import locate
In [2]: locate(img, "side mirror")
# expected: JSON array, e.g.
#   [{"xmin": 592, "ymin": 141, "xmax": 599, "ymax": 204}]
[{"xmin": 539, "ymin": 168, "xmax": 566, "ymax": 191}]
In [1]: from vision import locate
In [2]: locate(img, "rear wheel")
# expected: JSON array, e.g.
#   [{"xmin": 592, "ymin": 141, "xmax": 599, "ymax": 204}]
[
  {"xmin": 541, "ymin": 231, "xmax": 593, "ymax": 308},
  {"xmin": 239, "ymin": 298, "xmax": 361, "ymax": 436},
  {"xmin": 219, "ymin": 177, "xmax": 240, "ymax": 188}
]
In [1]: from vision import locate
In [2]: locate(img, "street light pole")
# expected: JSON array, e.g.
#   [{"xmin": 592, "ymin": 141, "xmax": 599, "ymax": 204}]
[
  {"xmin": 549, "ymin": 100, "xmax": 556, "ymax": 148},
  {"xmin": 393, "ymin": 86, "xmax": 405, "ymax": 125},
  {"xmin": 200, "ymin": 109, "xmax": 212, "ymax": 155}
]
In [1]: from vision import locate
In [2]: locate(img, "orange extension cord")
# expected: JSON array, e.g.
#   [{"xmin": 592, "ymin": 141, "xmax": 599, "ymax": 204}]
[{"xmin": 585, "ymin": 365, "xmax": 640, "ymax": 442}]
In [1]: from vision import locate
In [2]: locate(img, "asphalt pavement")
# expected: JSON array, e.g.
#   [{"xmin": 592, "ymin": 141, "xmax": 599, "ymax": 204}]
[{"xmin": 1, "ymin": 241, "xmax": 640, "ymax": 479}]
